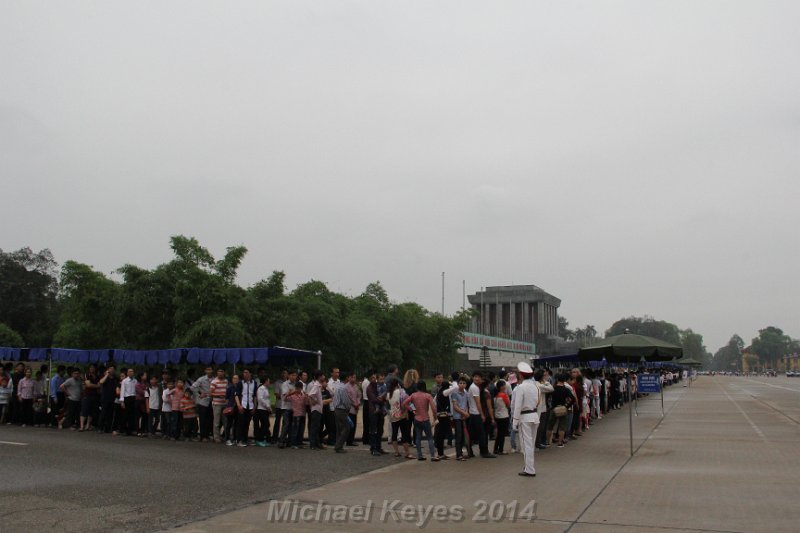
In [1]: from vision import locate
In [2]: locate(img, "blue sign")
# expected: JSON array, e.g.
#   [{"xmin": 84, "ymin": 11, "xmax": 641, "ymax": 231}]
[{"xmin": 638, "ymin": 374, "xmax": 661, "ymax": 393}]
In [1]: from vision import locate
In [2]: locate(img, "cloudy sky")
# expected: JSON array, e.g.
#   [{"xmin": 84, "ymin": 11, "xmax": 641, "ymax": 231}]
[{"xmin": 2, "ymin": 1, "xmax": 798, "ymax": 352}]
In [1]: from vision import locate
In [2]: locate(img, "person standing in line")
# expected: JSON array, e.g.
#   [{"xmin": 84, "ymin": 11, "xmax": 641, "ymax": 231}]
[
  {"xmin": 402, "ymin": 380, "xmax": 438, "ymax": 461},
  {"xmin": 511, "ymin": 362, "xmax": 540, "ymax": 477},
  {"xmin": 60, "ymin": 369, "xmax": 83, "ymax": 430},
  {"xmin": 332, "ymin": 371, "xmax": 353, "ymax": 453},
  {"xmin": 98, "ymin": 366, "xmax": 118, "ymax": 433},
  {"xmin": 271, "ymin": 368, "xmax": 287, "ymax": 444},
  {"xmin": 160, "ymin": 381, "xmax": 174, "ymax": 439},
  {"xmin": 79, "ymin": 365, "xmax": 100, "ymax": 432},
  {"xmin": 191, "ymin": 366, "xmax": 214, "ymax": 442},
  {"xmin": 254, "ymin": 376, "xmax": 272, "ymax": 447},
  {"xmin": 49, "ymin": 365, "xmax": 66, "ymax": 427},
  {"xmin": 360, "ymin": 373, "xmax": 371, "ymax": 445},
  {"xmin": 278, "ymin": 369, "xmax": 298, "ymax": 448},
  {"xmin": 320, "ymin": 377, "xmax": 336, "ymax": 446},
  {"xmin": 17, "ymin": 367, "xmax": 35, "ymax": 427},
  {"xmin": 286, "ymin": 381, "xmax": 307, "ymax": 449},
  {"xmin": 145, "ymin": 375, "xmax": 161, "ymax": 437},
  {"xmin": 236, "ymin": 369, "xmax": 257, "ymax": 447},
  {"xmin": 467, "ymin": 372, "xmax": 495, "ymax": 459},
  {"xmin": 345, "ymin": 373, "xmax": 361, "ymax": 447},
  {"xmin": 366, "ymin": 370, "xmax": 388, "ymax": 456},
  {"xmin": 118, "ymin": 368, "xmax": 137, "ymax": 436},
  {"xmin": 492, "ymin": 380, "xmax": 511, "ymax": 455},
  {"xmin": 224, "ymin": 375, "xmax": 239, "ymax": 446},
  {"xmin": 448, "ymin": 377, "xmax": 470, "ymax": 461},
  {"xmin": 134, "ymin": 372, "xmax": 148, "ymax": 436},
  {"xmin": 0, "ymin": 375, "xmax": 12, "ymax": 424},
  {"xmin": 209, "ymin": 368, "xmax": 228, "ymax": 443},
  {"xmin": 180, "ymin": 388, "xmax": 198, "ymax": 441},
  {"xmin": 433, "ymin": 375, "xmax": 452, "ymax": 460},
  {"xmin": 535, "ymin": 369, "xmax": 554, "ymax": 449},
  {"xmin": 387, "ymin": 378, "xmax": 411, "ymax": 459},
  {"xmin": 307, "ymin": 371, "xmax": 324, "ymax": 450}
]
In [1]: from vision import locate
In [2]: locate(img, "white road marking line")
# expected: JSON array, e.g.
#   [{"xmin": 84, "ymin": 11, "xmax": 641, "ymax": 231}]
[
  {"xmin": 747, "ymin": 381, "xmax": 800, "ymax": 393},
  {"xmin": 0, "ymin": 440, "xmax": 28, "ymax": 446},
  {"xmin": 717, "ymin": 382, "xmax": 767, "ymax": 442}
]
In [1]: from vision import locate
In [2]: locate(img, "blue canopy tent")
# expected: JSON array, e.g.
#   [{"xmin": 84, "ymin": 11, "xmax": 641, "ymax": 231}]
[{"xmin": 2, "ymin": 345, "xmax": 317, "ymax": 373}]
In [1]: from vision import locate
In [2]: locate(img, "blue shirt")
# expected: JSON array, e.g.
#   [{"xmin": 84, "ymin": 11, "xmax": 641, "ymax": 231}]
[
  {"xmin": 449, "ymin": 389, "xmax": 468, "ymax": 420},
  {"xmin": 50, "ymin": 374, "xmax": 64, "ymax": 400}
]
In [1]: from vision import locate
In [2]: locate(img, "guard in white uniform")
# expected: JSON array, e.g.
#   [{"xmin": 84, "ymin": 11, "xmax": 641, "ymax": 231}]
[{"xmin": 512, "ymin": 362, "xmax": 540, "ymax": 477}]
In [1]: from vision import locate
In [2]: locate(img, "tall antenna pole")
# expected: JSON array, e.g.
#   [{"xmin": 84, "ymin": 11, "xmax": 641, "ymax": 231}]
[
  {"xmin": 441, "ymin": 272, "xmax": 445, "ymax": 315},
  {"xmin": 462, "ymin": 280, "xmax": 465, "ymax": 311}
]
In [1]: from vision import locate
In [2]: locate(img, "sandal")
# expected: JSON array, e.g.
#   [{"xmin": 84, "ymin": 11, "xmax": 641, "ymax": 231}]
[
  {"xmin": 394, "ymin": 452, "xmax": 402, "ymax": 457},
  {"xmin": 431, "ymin": 457, "xmax": 440, "ymax": 462},
  {"xmin": 405, "ymin": 454, "xmax": 416, "ymax": 460},
  {"xmin": 456, "ymin": 456, "xmax": 466, "ymax": 461}
]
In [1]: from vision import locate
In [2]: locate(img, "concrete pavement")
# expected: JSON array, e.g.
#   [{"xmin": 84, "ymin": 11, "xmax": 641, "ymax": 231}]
[{"xmin": 175, "ymin": 377, "xmax": 800, "ymax": 533}]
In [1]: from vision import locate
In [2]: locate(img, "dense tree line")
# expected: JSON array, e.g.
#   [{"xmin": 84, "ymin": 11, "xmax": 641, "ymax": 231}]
[{"xmin": 0, "ymin": 237, "xmax": 469, "ymax": 371}]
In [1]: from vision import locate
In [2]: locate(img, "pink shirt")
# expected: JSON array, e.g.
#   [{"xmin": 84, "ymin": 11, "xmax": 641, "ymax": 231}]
[
  {"xmin": 18, "ymin": 377, "xmax": 35, "ymax": 400},
  {"xmin": 403, "ymin": 391, "xmax": 435, "ymax": 422},
  {"xmin": 287, "ymin": 392, "xmax": 307, "ymax": 417}
]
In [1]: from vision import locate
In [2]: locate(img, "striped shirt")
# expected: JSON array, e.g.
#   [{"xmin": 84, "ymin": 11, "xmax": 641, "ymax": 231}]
[
  {"xmin": 210, "ymin": 378, "xmax": 228, "ymax": 406},
  {"xmin": 180, "ymin": 396, "xmax": 197, "ymax": 418}
]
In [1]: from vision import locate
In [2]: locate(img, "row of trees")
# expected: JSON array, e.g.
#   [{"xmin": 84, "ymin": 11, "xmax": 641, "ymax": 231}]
[
  {"xmin": 559, "ymin": 315, "xmax": 713, "ymax": 367},
  {"xmin": 558, "ymin": 314, "xmax": 799, "ymax": 371},
  {"xmin": 709, "ymin": 327, "xmax": 799, "ymax": 371},
  {"xmin": 0, "ymin": 237, "xmax": 470, "ymax": 371}
]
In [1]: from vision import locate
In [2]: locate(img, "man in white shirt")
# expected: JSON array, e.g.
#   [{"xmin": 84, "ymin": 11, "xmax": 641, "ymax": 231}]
[
  {"xmin": 467, "ymin": 371, "xmax": 495, "ymax": 459},
  {"xmin": 360, "ymin": 375, "xmax": 371, "ymax": 445},
  {"xmin": 237, "ymin": 369, "xmax": 256, "ymax": 447},
  {"xmin": 119, "ymin": 368, "xmax": 137, "ymax": 436},
  {"xmin": 307, "ymin": 371, "xmax": 325, "ymax": 450},
  {"xmin": 512, "ymin": 362, "xmax": 540, "ymax": 477},
  {"xmin": 278, "ymin": 370, "xmax": 297, "ymax": 448},
  {"xmin": 255, "ymin": 376, "xmax": 272, "ymax": 447}
]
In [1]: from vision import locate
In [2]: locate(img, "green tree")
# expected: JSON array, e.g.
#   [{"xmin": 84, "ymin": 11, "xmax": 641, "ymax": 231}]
[
  {"xmin": 711, "ymin": 334, "xmax": 744, "ymax": 371},
  {"xmin": 751, "ymin": 327, "xmax": 794, "ymax": 368},
  {"xmin": 54, "ymin": 261, "xmax": 122, "ymax": 348},
  {"xmin": 680, "ymin": 329, "xmax": 710, "ymax": 368},
  {"xmin": 0, "ymin": 247, "xmax": 59, "ymax": 346},
  {"xmin": 605, "ymin": 316, "xmax": 682, "ymax": 345},
  {"xmin": 558, "ymin": 316, "xmax": 574, "ymax": 340},
  {"xmin": 0, "ymin": 323, "xmax": 25, "ymax": 347}
]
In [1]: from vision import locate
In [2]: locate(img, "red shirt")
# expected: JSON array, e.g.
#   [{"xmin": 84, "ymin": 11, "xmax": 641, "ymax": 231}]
[{"xmin": 402, "ymin": 391, "xmax": 435, "ymax": 422}]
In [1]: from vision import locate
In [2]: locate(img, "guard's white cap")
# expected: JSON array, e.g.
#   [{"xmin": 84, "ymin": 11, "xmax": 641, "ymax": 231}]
[{"xmin": 517, "ymin": 362, "xmax": 533, "ymax": 374}]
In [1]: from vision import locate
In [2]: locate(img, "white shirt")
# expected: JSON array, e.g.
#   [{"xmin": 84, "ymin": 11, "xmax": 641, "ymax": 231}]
[
  {"xmin": 146, "ymin": 386, "xmax": 161, "ymax": 410},
  {"xmin": 536, "ymin": 380, "xmax": 553, "ymax": 413},
  {"xmin": 511, "ymin": 378, "xmax": 540, "ymax": 424},
  {"xmin": 161, "ymin": 389, "xmax": 173, "ymax": 413},
  {"xmin": 119, "ymin": 376, "xmax": 137, "ymax": 400},
  {"xmin": 241, "ymin": 380, "xmax": 255, "ymax": 410},
  {"xmin": 256, "ymin": 384, "xmax": 272, "ymax": 411},
  {"xmin": 361, "ymin": 378, "xmax": 371, "ymax": 403},
  {"xmin": 467, "ymin": 383, "xmax": 481, "ymax": 415}
]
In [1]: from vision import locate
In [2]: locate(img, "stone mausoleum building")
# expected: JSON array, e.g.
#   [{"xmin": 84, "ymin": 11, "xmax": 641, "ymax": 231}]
[
  {"xmin": 467, "ymin": 285, "xmax": 561, "ymax": 344},
  {"xmin": 456, "ymin": 285, "xmax": 562, "ymax": 368}
]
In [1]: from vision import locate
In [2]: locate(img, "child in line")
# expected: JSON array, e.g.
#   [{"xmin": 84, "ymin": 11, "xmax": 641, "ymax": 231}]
[
  {"xmin": 181, "ymin": 388, "xmax": 198, "ymax": 441},
  {"xmin": 286, "ymin": 381, "xmax": 307, "ymax": 449},
  {"xmin": 0, "ymin": 376, "xmax": 12, "ymax": 424},
  {"xmin": 160, "ymin": 381, "xmax": 173, "ymax": 439}
]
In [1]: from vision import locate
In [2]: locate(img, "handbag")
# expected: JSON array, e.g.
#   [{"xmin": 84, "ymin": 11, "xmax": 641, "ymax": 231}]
[
  {"xmin": 553, "ymin": 405, "xmax": 568, "ymax": 418},
  {"xmin": 223, "ymin": 406, "xmax": 233, "ymax": 416}
]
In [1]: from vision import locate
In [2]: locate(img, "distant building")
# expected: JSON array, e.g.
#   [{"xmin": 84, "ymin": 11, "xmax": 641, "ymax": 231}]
[
  {"xmin": 455, "ymin": 285, "xmax": 562, "ymax": 367},
  {"xmin": 466, "ymin": 285, "xmax": 561, "ymax": 345}
]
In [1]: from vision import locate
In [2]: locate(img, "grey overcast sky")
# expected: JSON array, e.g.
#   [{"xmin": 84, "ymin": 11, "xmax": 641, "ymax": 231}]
[{"xmin": 2, "ymin": 1, "xmax": 798, "ymax": 352}]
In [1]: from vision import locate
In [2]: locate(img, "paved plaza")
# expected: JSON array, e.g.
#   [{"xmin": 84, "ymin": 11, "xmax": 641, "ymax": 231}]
[{"xmin": 2, "ymin": 376, "xmax": 799, "ymax": 532}]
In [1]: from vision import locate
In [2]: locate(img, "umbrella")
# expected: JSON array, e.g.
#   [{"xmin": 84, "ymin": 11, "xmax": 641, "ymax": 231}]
[{"xmin": 577, "ymin": 332, "xmax": 683, "ymax": 456}]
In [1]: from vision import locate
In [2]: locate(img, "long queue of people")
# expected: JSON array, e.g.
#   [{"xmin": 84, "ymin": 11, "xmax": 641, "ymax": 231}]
[{"xmin": 0, "ymin": 361, "xmax": 683, "ymax": 466}]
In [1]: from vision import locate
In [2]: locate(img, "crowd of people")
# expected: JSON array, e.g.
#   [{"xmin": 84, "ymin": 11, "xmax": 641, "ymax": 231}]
[{"xmin": 0, "ymin": 360, "xmax": 684, "ymax": 473}]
